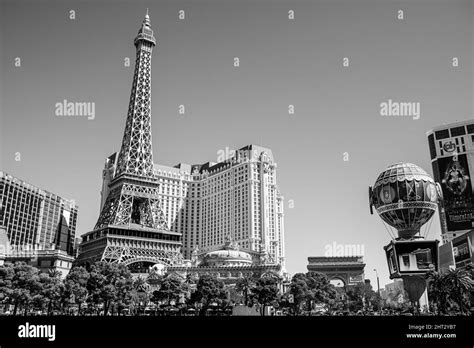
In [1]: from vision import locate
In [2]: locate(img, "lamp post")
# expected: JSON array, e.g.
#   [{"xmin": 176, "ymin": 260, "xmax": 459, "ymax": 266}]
[
  {"xmin": 374, "ymin": 268, "xmax": 382, "ymax": 314},
  {"xmin": 373, "ymin": 269, "xmax": 380, "ymax": 295}
]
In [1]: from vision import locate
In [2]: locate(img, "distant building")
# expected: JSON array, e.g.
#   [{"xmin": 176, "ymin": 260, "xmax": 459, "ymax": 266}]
[
  {"xmin": 439, "ymin": 229, "xmax": 473, "ymax": 272},
  {"xmin": 381, "ymin": 279, "xmax": 406, "ymax": 305},
  {"xmin": 306, "ymin": 256, "xmax": 365, "ymax": 287},
  {"xmin": 0, "ymin": 172, "xmax": 77, "ymax": 276},
  {"xmin": 0, "ymin": 224, "xmax": 10, "ymax": 266},
  {"xmin": 164, "ymin": 237, "xmax": 289, "ymax": 292},
  {"xmin": 427, "ymin": 120, "xmax": 474, "ymax": 243},
  {"xmin": 99, "ymin": 153, "xmax": 117, "ymax": 212},
  {"xmin": 5, "ymin": 248, "xmax": 77, "ymax": 276}
]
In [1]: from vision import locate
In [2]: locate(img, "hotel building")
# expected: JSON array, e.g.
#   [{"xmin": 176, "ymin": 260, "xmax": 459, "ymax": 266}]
[
  {"xmin": 99, "ymin": 144, "xmax": 286, "ymax": 268},
  {"xmin": 0, "ymin": 171, "xmax": 78, "ymax": 274}
]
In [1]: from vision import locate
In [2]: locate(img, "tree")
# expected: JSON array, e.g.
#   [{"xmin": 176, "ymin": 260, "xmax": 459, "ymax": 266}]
[
  {"xmin": 345, "ymin": 282, "xmax": 380, "ymax": 314},
  {"xmin": 426, "ymin": 270, "xmax": 450, "ymax": 315},
  {"xmin": 345, "ymin": 284, "xmax": 364, "ymax": 312},
  {"xmin": 427, "ymin": 268, "xmax": 473, "ymax": 315},
  {"xmin": 345, "ymin": 283, "xmax": 370, "ymax": 313},
  {"xmin": 129, "ymin": 276, "xmax": 151, "ymax": 315},
  {"xmin": 226, "ymin": 286, "xmax": 241, "ymax": 306},
  {"xmin": 151, "ymin": 275, "xmax": 188, "ymax": 311},
  {"xmin": 0, "ymin": 263, "xmax": 14, "ymax": 313},
  {"xmin": 1, "ymin": 262, "xmax": 42, "ymax": 315},
  {"xmin": 235, "ymin": 275, "xmax": 256, "ymax": 306},
  {"xmin": 305, "ymin": 272, "xmax": 337, "ymax": 314},
  {"xmin": 252, "ymin": 277, "xmax": 279, "ymax": 316},
  {"xmin": 63, "ymin": 266, "xmax": 90, "ymax": 315},
  {"xmin": 287, "ymin": 272, "xmax": 336, "ymax": 315},
  {"xmin": 288, "ymin": 273, "xmax": 310, "ymax": 315},
  {"xmin": 189, "ymin": 275, "xmax": 227, "ymax": 316},
  {"xmin": 86, "ymin": 262, "xmax": 133, "ymax": 316},
  {"xmin": 443, "ymin": 268, "xmax": 473, "ymax": 315},
  {"xmin": 146, "ymin": 268, "xmax": 163, "ymax": 289},
  {"xmin": 38, "ymin": 271, "xmax": 63, "ymax": 315},
  {"xmin": 113, "ymin": 275, "xmax": 134, "ymax": 316},
  {"xmin": 184, "ymin": 273, "xmax": 197, "ymax": 287}
]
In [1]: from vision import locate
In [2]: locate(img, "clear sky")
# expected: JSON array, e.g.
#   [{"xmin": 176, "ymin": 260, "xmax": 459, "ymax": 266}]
[{"xmin": 1, "ymin": 0, "xmax": 473, "ymax": 288}]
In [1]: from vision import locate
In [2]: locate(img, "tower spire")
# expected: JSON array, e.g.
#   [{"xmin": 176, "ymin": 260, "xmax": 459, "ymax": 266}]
[
  {"xmin": 114, "ymin": 14, "xmax": 157, "ymax": 180},
  {"xmin": 144, "ymin": 9, "xmax": 151, "ymax": 27}
]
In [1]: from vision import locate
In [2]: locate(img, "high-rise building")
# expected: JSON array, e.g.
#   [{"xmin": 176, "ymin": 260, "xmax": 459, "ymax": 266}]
[
  {"xmin": 0, "ymin": 224, "xmax": 10, "ymax": 266},
  {"xmin": 0, "ymin": 172, "xmax": 77, "ymax": 276},
  {"xmin": 0, "ymin": 171, "xmax": 78, "ymax": 255},
  {"xmin": 99, "ymin": 153, "xmax": 118, "ymax": 212},
  {"xmin": 99, "ymin": 144, "xmax": 286, "ymax": 268},
  {"xmin": 427, "ymin": 120, "xmax": 474, "ymax": 243}
]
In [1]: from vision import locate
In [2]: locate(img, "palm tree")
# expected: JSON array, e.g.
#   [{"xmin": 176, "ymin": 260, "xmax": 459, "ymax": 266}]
[
  {"xmin": 48, "ymin": 268, "xmax": 62, "ymax": 278},
  {"xmin": 146, "ymin": 268, "xmax": 163, "ymax": 289},
  {"xmin": 133, "ymin": 276, "xmax": 151, "ymax": 315},
  {"xmin": 235, "ymin": 275, "xmax": 255, "ymax": 306},
  {"xmin": 426, "ymin": 270, "xmax": 450, "ymax": 314},
  {"xmin": 184, "ymin": 273, "xmax": 196, "ymax": 287},
  {"xmin": 444, "ymin": 268, "xmax": 473, "ymax": 315},
  {"xmin": 427, "ymin": 268, "xmax": 473, "ymax": 315}
]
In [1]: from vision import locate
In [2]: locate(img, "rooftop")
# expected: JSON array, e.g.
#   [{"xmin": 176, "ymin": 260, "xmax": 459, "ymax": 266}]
[
  {"xmin": 426, "ymin": 118, "xmax": 474, "ymax": 135},
  {"xmin": 307, "ymin": 256, "xmax": 365, "ymax": 264}
]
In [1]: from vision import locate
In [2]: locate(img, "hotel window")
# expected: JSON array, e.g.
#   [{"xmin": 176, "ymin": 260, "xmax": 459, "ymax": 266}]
[
  {"xmin": 435, "ymin": 129, "xmax": 449, "ymax": 140},
  {"xmin": 451, "ymin": 126, "xmax": 466, "ymax": 137}
]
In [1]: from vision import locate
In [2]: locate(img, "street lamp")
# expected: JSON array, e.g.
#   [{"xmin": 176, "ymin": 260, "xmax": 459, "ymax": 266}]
[
  {"xmin": 373, "ymin": 269, "xmax": 380, "ymax": 295},
  {"xmin": 373, "ymin": 268, "xmax": 382, "ymax": 315}
]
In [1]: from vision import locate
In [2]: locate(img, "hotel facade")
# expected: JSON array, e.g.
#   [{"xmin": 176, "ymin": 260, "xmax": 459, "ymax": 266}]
[
  {"xmin": 0, "ymin": 171, "xmax": 78, "ymax": 274},
  {"xmin": 99, "ymin": 144, "xmax": 286, "ymax": 269}
]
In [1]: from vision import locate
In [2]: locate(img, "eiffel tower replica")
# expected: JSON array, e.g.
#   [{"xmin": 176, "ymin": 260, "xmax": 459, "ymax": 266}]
[{"xmin": 76, "ymin": 12, "xmax": 182, "ymax": 272}]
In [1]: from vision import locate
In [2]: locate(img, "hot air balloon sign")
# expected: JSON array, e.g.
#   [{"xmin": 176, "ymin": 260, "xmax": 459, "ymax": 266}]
[
  {"xmin": 369, "ymin": 163, "xmax": 442, "ymax": 310},
  {"xmin": 369, "ymin": 163, "xmax": 442, "ymax": 240}
]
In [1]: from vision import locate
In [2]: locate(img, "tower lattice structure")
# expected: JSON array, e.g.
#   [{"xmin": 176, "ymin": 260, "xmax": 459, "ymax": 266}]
[{"xmin": 76, "ymin": 12, "xmax": 182, "ymax": 270}]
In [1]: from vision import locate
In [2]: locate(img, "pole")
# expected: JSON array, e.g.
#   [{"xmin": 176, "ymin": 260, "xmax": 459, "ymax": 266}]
[{"xmin": 374, "ymin": 269, "xmax": 382, "ymax": 315}]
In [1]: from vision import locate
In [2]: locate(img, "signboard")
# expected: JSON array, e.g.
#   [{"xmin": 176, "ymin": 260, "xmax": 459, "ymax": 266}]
[
  {"xmin": 348, "ymin": 274, "xmax": 364, "ymax": 285},
  {"xmin": 438, "ymin": 242, "xmax": 455, "ymax": 273},
  {"xmin": 385, "ymin": 244, "xmax": 399, "ymax": 278},
  {"xmin": 442, "ymin": 140, "xmax": 456, "ymax": 153},
  {"xmin": 384, "ymin": 240, "xmax": 439, "ymax": 279},
  {"xmin": 453, "ymin": 238, "xmax": 470, "ymax": 264},
  {"xmin": 438, "ymin": 154, "xmax": 474, "ymax": 231},
  {"xmin": 452, "ymin": 232, "xmax": 473, "ymax": 268}
]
